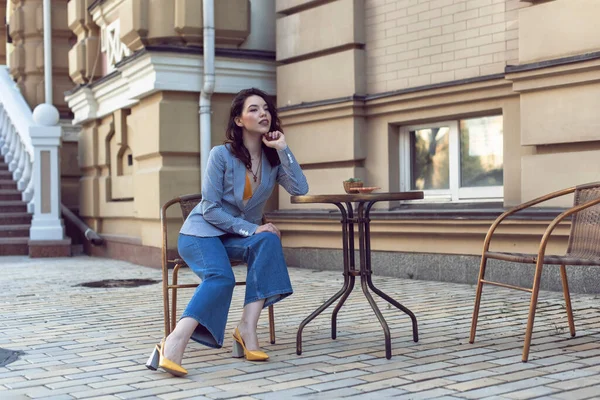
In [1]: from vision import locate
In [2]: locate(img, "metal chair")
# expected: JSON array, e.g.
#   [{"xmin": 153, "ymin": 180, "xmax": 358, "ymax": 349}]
[
  {"xmin": 160, "ymin": 193, "xmax": 276, "ymax": 344},
  {"xmin": 470, "ymin": 182, "xmax": 600, "ymax": 362}
]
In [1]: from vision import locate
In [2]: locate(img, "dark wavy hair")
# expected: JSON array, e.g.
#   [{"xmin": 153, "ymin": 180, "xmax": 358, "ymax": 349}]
[{"xmin": 224, "ymin": 88, "xmax": 282, "ymax": 170}]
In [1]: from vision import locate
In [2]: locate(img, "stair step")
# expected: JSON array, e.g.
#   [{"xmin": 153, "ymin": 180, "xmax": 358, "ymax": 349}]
[
  {"xmin": 0, "ymin": 212, "xmax": 32, "ymax": 224},
  {"xmin": 0, "ymin": 180, "xmax": 17, "ymax": 189},
  {"xmin": 0, "ymin": 170, "xmax": 12, "ymax": 177},
  {"xmin": 0, "ymin": 237, "xmax": 29, "ymax": 256},
  {"xmin": 0, "ymin": 163, "xmax": 8, "ymax": 171},
  {"xmin": 0, "ymin": 224, "xmax": 30, "ymax": 238},
  {"xmin": 0, "ymin": 200, "xmax": 27, "ymax": 213},
  {"xmin": 0, "ymin": 190, "xmax": 21, "ymax": 201}
]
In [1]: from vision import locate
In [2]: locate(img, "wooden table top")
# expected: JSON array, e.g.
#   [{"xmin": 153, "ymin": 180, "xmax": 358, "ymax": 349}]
[{"xmin": 291, "ymin": 191, "xmax": 424, "ymax": 205}]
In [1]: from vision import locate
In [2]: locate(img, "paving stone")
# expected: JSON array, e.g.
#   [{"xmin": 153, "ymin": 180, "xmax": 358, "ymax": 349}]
[
  {"xmin": 260, "ymin": 378, "xmax": 322, "ymax": 392},
  {"xmin": 302, "ymin": 387, "xmax": 363, "ymax": 399},
  {"xmin": 312, "ymin": 369, "xmax": 368, "ymax": 382},
  {"xmin": 444, "ymin": 370, "xmax": 498, "ymax": 382},
  {"xmin": 546, "ymin": 375, "xmax": 600, "ymax": 390},
  {"xmin": 70, "ymin": 385, "xmax": 137, "ymax": 399},
  {"xmin": 158, "ymin": 387, "xmax": 218, "ymax": 400},
  {"xmin": 549, "ymin": 384, "xmax": 600, "ymax": 400},
  {"xmin": 503, "ymin": 385, "xmax": 560, "ymax": 399},
  {"xmin": 306, "ymin": 377, "xmax": 366, "ymax": 392},
  {"xmin": 459, "ymin": 377, "xmax": 557, "ymax": 399},
  {"xmin": 543, "ymin": 368, "xmax": 598, "ymax": 381},
  {"xmin": 405, "ymin": 362, "xmax": 456, "ymax": 373},
  {"xmin": 6, "ymin": 376, "xmax": 67, "ymax": 389},
  {"xmin": 115, "ymin": 386, "xmax": 182, "ymax": 399},
  {"xmin": 45, "ymin": 376, "xmax": 107, "ymax": 389},
  {"xmin": 446, "ymin": 377, "xmax": 505, "ymax": 392},
  {"xmin": 394, "ymin": 388, "xmax": 458, "ymax": 399},
  {"xmin": 253, "ymin": 387, "xmax": 315, "ymax": 399},
  {"xmin": 353, "ymin": 377, "xmax": 411, "ymax": 392},
  {"xmin": 399, "ymin": 378, "xmax": 457, "ymax": 392},
  {"xmin": 2, "ymin": 256, "xmax": 600, "ymax": 400}
]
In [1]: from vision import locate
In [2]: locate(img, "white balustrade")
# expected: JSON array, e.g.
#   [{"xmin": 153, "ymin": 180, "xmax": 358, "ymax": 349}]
[{"xmin": 0, "ymin": 66, "xmax": 66, "ymax": 239}]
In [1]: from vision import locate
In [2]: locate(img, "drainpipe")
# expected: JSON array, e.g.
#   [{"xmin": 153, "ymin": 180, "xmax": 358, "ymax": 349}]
[
  {"xmin": 42, "ymin": 0, "xmax": 52, "ymax": 104},
  {"xmin": 200, "ymin": 0, "xmax": 215, "ymax": 180}
]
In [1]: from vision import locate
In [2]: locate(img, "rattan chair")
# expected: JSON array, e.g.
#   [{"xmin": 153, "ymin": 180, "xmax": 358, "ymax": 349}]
[
  {"xmin": 160, "ymin": 193, "xmax": 276, "ymax": 344},
  {"xmin": 469, "ymin": 182, "xmax": 600, "ymax": 361}
]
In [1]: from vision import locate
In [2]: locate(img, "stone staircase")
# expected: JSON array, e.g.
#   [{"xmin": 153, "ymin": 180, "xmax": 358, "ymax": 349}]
[{"xmin": 0, "ymin": 155, "xmax": 31, "ymax": 255}]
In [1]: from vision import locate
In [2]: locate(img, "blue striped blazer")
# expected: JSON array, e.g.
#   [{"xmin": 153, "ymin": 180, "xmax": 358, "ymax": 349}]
[{"xmin": 180, "ymin": 144, "xmax": 309, "ymax": 238}]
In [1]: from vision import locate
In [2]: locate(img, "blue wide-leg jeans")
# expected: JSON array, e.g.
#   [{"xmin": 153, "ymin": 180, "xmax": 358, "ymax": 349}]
[{"xmin": 177, "ymin": 232, "xmax": 293, "ymax": 349}]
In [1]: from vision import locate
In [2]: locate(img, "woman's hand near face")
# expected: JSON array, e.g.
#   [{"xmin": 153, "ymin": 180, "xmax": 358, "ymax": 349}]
[
  {"xmin": 262, "ymin": 131, "xmax": 287, "ymax": 151},
  {"xmin": 255, "ymin": 223, "xmax": 281, "ymax": 239}
]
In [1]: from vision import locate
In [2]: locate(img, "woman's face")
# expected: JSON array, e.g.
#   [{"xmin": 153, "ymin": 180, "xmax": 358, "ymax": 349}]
[{"xmin": 235, "ymin": 95, "xmax": 272, "ymax": 135}]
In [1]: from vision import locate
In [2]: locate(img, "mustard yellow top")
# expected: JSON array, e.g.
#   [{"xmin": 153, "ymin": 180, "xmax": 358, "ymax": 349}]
[{"xmin": 243, "ymin": 173, "xmax": 253, "ymax": 201}]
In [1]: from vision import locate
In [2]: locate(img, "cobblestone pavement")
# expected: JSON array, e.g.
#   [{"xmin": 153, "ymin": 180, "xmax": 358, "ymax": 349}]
[{"xmin": 1, "ymin": 256, "xmax": 600, "ymax": 399}]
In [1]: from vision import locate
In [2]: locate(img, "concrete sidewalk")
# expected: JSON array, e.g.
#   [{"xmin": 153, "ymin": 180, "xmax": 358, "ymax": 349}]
[{"xmin": 1, "ymin": 256, "xmax": 600, "ymax": 399}]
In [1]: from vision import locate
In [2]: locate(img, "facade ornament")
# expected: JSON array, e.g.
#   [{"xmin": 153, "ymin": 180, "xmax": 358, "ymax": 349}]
[{"xmin": 102, "ymin": 20, "xmax": 131, "ymax": 73}]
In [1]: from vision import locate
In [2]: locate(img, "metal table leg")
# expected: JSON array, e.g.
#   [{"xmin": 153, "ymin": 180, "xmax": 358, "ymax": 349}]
[
  {"xmin": 332, "ymin": 202, "xmax": 356, "ymax": 339},
  {"xmin": 363, "ymin": 201, "xmax": 419, "ymax": 343},
  {"xmin": 297, "ymin": 203, "xmax": 353, "ymax": 355}
]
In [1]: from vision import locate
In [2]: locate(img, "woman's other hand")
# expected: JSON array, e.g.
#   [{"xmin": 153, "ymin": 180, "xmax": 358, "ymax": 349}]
[
  {"xmin": 255, "ymin": 223, "xmax": 281, "ymax": 239},
  {"xmin": 262, "ymin": 131, "xmax": 287, "ymax": 151}
]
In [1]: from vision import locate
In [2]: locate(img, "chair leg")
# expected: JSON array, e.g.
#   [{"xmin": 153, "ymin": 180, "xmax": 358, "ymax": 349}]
[
  {"xmin": 523, "ymin": 260, "xmax": 544, "ymax": 362},
  {"xmin": 171, "ymin": 266, "xmax": 181, "ymax": 334},
  {"xmin": 559, "ymin": 265, "xmax": 576, "ymax": 337},
  {"xmin": 268, "ymin": 305, "xmax": 275, "ymax": 344},
  {"xmin": 163, "ymin": 270, "xmax": 171, "ymax": 338},
  {"xmin": 469, "ymin": 256, "xmax": 488, "ymax": 344}
]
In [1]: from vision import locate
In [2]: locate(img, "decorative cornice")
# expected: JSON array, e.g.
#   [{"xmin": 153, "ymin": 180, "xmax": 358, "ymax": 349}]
[
  {"xmin": 279, "ymin": 95, "xmax": 365, "ymax": 112},
  {"xmin": 88, "ymin": 0, "xmax": 106, "ymax": 12},
  {"xmin": 279, "ymin": 73, "xmax": 507, "ymax": 113},
  {"xmin": 64, "ymin": 51, "xmax": 276, "ymax": 124},
  {"xmin": 89, "ymin": 0, "xmax": 123, "ymax": 18},
  {"xmin": 59, "ymin": 120, "xmax": 82, "ymax": 142},
  {"xmin": 114, "ymin": 46, "xmax": 276, "ymax": 68},
  {"xmin": 506, "ymin": 51, "xmax": 600, "ymax": 74},
  {"xmin": 506, "ymin": 56, "xmax": 600, "ymax": 93},
  {"xmin": 366, "ymin": 73, "xmax": 506, "ymax": 102}
]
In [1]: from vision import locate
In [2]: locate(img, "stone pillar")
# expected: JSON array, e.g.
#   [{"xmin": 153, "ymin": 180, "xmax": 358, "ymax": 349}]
[
  {"xmin": 28, "ymin": 103, "xmax": 71, "ymax": 257},
  {"xmin": 276, "ymin": 0, "xmax": 366, "ymax": 208}
]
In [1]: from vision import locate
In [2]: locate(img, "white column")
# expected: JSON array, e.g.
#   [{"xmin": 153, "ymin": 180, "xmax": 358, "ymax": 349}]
[{"xmin": 29, "ymin": 104, "xmax": 65, "ymax": 241}]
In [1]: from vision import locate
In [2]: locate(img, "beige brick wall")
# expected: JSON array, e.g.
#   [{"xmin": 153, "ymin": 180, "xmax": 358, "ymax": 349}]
[{"xmin": 365, "ymin": 0, "xmax": 528, "ymax": 94}]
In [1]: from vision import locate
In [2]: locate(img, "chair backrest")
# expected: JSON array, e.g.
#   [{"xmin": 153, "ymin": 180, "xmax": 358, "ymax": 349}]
[
  {"xmin": 178, "ymin": 193, "xmax": 203, "ymax": 221},
  {"xmin": 567, "ymin": 182, "xmax": 600, "ymax": 258}
]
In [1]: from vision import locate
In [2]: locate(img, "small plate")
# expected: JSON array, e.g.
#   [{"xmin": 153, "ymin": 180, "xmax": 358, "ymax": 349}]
[{"xmin": 355, "ymin": 187, "xmax": 381, "ymax": 194}]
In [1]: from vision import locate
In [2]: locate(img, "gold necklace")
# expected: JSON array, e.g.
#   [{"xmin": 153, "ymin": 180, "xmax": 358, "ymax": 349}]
[{"xmin": 249, "ymin": 156, "xmax": 262, "ymax": 182}]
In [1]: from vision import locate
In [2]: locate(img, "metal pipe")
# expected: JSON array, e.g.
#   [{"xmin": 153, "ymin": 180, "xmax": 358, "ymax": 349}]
[
  {"xmin": 61, "ymin": 204, "xmax": 104, "ymax": 246},
  {"xmin": 42, "ymin": 0, "xmax": 52, "ymax": 104},
  {"xmin": 200, "ymin": 0, "xmax": 215, "ymax": 180}
]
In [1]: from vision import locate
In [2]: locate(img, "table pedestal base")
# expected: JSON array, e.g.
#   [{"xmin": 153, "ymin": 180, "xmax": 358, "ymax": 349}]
[{"xmin": 295, "ymin": 199, "xmax": 419, "ymax": 359}]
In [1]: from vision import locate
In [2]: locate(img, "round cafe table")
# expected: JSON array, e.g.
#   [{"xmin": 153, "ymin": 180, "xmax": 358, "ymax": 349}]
[{"xmin": 291, "ymin": 191, "xmax": 424, "ymax": 359}]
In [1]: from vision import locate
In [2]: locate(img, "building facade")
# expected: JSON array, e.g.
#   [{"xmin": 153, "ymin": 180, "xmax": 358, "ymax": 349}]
[
  {"xmin": 1, "ymin": 0, "xmax": 599, "ymax": 290},
  {"xmin": 270, "ymin": 0, "xmax": 600, "ymax": 291}
]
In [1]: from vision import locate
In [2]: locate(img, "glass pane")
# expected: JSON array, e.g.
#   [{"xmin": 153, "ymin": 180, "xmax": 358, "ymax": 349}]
[
  {"xmin": 460, "ymin": 116, "xmax": 503, "ymax": 188},
  {"xmin": 410, "ymin": 127, "xmax": 450, "ymax": 190}
]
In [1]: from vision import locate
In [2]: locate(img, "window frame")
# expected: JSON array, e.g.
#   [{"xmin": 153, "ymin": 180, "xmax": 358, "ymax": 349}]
[{"xmin": 399, "ymin": 117, "xmax": 504, "ymax": 202}]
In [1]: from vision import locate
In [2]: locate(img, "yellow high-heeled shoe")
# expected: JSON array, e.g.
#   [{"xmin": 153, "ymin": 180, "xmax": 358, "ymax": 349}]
[
  {"xmin": 232, "ymin": 328, "xmax": 269, "ymax": 361},
  {"xmin": 145, "ymin": 339, "xmax": 188, "ymax": 376}
]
